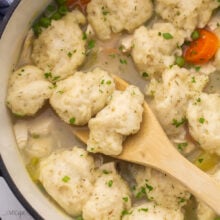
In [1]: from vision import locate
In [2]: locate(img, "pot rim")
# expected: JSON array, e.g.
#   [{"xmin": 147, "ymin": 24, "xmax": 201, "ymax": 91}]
[{"xmin": 0, "ymin": 1, "xmax": 43, "ymax": 219}]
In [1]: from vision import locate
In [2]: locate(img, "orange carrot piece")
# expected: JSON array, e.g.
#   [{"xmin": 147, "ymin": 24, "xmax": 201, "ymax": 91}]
[
  {"xmin": 66, "ymin": 0, "xmax": 91, "ymax": 14},
  {"xmin": 184, "ymin": 29, "xmax": 219, "ymax": 64}
]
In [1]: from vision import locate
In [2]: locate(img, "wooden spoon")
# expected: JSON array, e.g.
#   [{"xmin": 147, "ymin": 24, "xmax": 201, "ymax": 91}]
[{"xmin": 73, "ymin": 75, "xmax": 220, "ymax": 215}]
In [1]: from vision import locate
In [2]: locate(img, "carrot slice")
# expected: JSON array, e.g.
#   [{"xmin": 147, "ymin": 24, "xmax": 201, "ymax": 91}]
[
  {"xmin": 184, "ymin": 29, "xmax": 219, "ymax": 64},
  {"xmin": 66, "ymin": 0, "xmax": 91, "ymax": 14}
]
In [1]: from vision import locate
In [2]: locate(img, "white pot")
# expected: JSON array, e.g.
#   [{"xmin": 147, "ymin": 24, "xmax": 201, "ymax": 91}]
[{"xmin": 0, "ymin": 1, "xmax": 72, "ymax": 219}]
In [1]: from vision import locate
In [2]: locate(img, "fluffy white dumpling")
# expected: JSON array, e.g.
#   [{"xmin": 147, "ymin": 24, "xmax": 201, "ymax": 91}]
[
  {"xmin": 155, "ymin": 0, "xmax": 219, "ymax": 37},
  {"xmin": 87, "ymin": 0, "xmax": 153, "ymax": 40},
  {"xmin": 123, "ymin": 202, "xmax": 184, "ymax": 220},
  {"xmin": 6, "ymin": 65, "xmax": 52, "ymax": 116},
  {"xmin": 87, "ymin": 85, "xmax": 144, "ymax": 155},
  {"xmin": 83, "ymin": 162, "xmax": 131, "ymax": 220},
  {"xmin": 186, "ymin": 93, "xmax": 220, "ymax": 155},
  {"xmin": 131, "ymin": 23, "xmax": 185, "ymax": 77},
  {"xmin": 50, "ymin": 68, "xmax": 115, "ymax": 125},
  {"xmin": 147, "ymin": 65, "xmax": 209, "ymax": 138},
  {"xmin": 32, "ymin": 10, "xmax": 86, "ymax": 81},
  {"xmin": 129, "ymin": 165, "xmax": 191, "ymax": 210},
  {"xmin": 39, "ymin": 147, "xmax": 96, "ymax": 216}
]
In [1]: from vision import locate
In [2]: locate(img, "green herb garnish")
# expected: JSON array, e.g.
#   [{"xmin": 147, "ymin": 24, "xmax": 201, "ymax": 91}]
[
  {"xmin": 172, "ymin": 118, "xmax": 186, "ymax": 128},
  {"xmin": 88, "ymin": 39, "xmax": 96, "ymax": 49},
  {"xmin": 162, "ymin": 33, "xmax": 173, "ymax": 40},
  {"xmin": 142, "ymin": 72, "xmax": 149, "ymax": 78},
  {"xmin": 138, "ymin": 208, "xmax": 148, "ymax": 212},
  {"xmin": 198, "ymin": 117, "xmax": 205, "ymax": 124},
  {"xmin": 121, "ymin": 210, "xmax": 132, "ymax": 217},
  {"xmin": 191, "ymin": 30, "xmax": 200, "ymax": 40},
  {"xmin": 177, "ymin": 142, "xmax": 188, "ymax": 151},
  {"xmin": 62, "ymin": 175, "xmax": 70, "ymax": 183},
  {"xmin": 123, "ymin": 197, "xmax": 129, "ymax": 202},
  {"xmin": 119, "ymin": 58, "xmax": 127, "ymax": 64},
  {"xmin": 175, "ymin": 56, "xmax": 185, "ymax": 67},
  {"xmin": 69, "ymin": 117, "xmax": 76, "ymax": 124},
  {"xmin": 108, "ymin": 180, "xmax": 113, "ymax": 187}
]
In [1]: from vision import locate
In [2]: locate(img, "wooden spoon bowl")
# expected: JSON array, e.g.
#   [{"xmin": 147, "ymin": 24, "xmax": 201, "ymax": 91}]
[{"xmin": 73, "ymin": 75, "xmax": 220, "ymax": 215}]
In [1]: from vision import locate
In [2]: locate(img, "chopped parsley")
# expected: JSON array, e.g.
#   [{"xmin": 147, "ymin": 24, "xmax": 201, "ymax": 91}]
[
  {"xmin": 191, "ymin": 76, "xmax": 196, "ymax": 83},
  {"xmin": 191, "ymin": 30, "xmax": 200, "ymax": 40},
  {"xmin": 119, "ymin": 58, "xmax": 127, "ymax": 64},
  {"xmin": 136, "ymin": 186, "xmax": 146, "ymax": 198},
  {"xmin": 52, "ymin": 76, "xmax": 60, "ymax": 81},
  {"xmin": 82, "ymin": 32, "xmax": 87, "ymax": 40},
  {"xmin": 123, "ymin": 197, "xmax": 129, "ymax": 202},
  {"xmin": 142, "ymin": 72, "xmax": 149, "ymax": 78},
  {"xmin": 103, "ymin": 10, "xmax": 110, "ymax": 15},
  {"xmin": 162, "ymin": 33, "xmax": 173, "ymax": 40},
  {"xmin": 44, "ymin": 72, "xmax": 59, "ymax": 81},
  {"xmin": 172, "ymin": 118, "xmax": 186, "ymax": 128},
  {"xmin": 196, "ymin": 97, "xmax": 201, "ymax": 103},
  {"xmin": 88, "ymin": 39, "xmax": 96, "ymax": 49},
  {"xmin": 146, "ymin": 183, "xmax": 153, "ymax": 192},
  {"xmin": 198, "ymin": 158, "xmax": 204, "ymax": 163},
  {"xmin": 106, "ymin": 80, "xmax": 112, "ymax": 85},
  {"xmin": 107, "ymin": 180, "xmax": 113, "ymax": 187},
  {"xmin": 67, "ymin": 52, "xmax": 72, "ymax": 57},
  {"xmin": 178, "ymin": 197, "xmax": 186, "ymax": 204},
  {"xmin": 118, "ymin": 45, "xmax": 125, "ymax": 51},
  {"xmin": 121, "ymin": 210, "xmax": 132, "ymax": 217},
  {"xmin": 57, "ymin": 90, "xmax": 64, "ymax": 94},
  {"xmin": 175, "ymin": 56, "xmax": 185, "ymax": 67},
  {"xmin": 69, "ymin": 117, "xmax": 76, "ymax": 125},
  {"xmin": 194, "ymin": 66, "xmax": 201, "ymax": 72},
  {"xmin": 102, "ymin": 170, "xmax": 111, "ymax": 174},
  {"xmin": 198, "ymin": 117, "xmax": 205, "ymax": 124},
  {"xmin": 138, "ymin": 208, "xmax": 148, "ymax": 212},
  {"xmin": 177, "ymin": 142, "xmax": 188, "ymax": 151},
  {"xmin": 62, "ymin": 175, "xmax": 70, "ymax": 183},
  {"xmin": 44, "ymin": 72, "xmax": 52, "ymax": 79}
]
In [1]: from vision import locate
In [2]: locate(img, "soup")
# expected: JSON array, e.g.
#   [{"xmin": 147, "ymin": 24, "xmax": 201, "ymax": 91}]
[{"xmin": 6, "ymin": 0, "xmax": 220, "ymax": 219}]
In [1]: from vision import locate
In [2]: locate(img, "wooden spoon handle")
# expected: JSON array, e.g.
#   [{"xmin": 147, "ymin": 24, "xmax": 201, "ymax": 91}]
[{"xmin": 166, "ymin": 154, "xmax": 220, "ymax": 215}]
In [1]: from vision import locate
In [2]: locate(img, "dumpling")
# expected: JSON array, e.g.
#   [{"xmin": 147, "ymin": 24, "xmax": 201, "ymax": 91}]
[
  {"xmin": 39, "ymin": 147, "xmax": 96, "ymax": 216},
  {"xmin": 32, "ymin": 10, "xmax": 86, "ymax": 81},
  {"xmin": 122, "ymin": 202, "xmax": 184, "ymax": 220},
  {"xmin": 147, "ymin": 65, "xmax": 209, "ymax": 138},
  {"xmin": 87, "ymin": 0, "xmax": 153, "ymax": 40},
  {"xmin": 186, "ymin": 93, "xmax": 220, "ymax": 155},
  {"xmin": 131, "ymin": 23, "xmax": 185, "ymax": 77},
  {"xmin": 50, "ymin": 68, "xmax": 115, "ymax": 125},
  {"xmin": 129, "ymin": 165, "xmax": 191, "ymax": 210},
  {"xmin": 155, "ymin": 0, "xmax": 219, "ymax": 37},
  {"xmin": 6, "ymin": 65, "xmax": 52, "ymax": 116},
  {"xmin": 87, "ymin": 85, "xmax": 144, "ymax": 155},
  {"xmin": 83, "ymin": 162, "xmax": 131, "ymax": 220}
]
